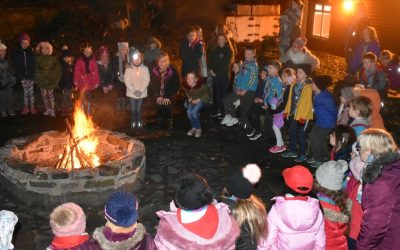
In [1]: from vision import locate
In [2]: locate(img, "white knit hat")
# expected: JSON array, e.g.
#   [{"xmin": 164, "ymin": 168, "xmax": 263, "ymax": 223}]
[{"xmin": 316, "ymin": 160, "xmax": 348, "ymax": 191}]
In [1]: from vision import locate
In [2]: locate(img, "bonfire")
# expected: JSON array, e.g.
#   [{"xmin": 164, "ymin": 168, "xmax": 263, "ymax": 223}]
[{"xmin": 56, "ymin": 101, "xmax": 100, "ymax": 171}]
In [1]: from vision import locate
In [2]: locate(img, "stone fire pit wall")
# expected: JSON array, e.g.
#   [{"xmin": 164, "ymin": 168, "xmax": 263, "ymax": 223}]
[{"xmin": 0, "ymin": 130, "xmax": 145, "ymax": 208}]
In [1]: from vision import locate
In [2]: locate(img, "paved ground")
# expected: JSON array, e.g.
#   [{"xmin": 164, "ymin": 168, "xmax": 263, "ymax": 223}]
[{"xmin": 1, "ymin": 52, "xmax": 400, "ymax": 249}]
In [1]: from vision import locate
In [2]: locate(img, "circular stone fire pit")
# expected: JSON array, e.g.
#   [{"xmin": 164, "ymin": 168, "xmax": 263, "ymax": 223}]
[{"xmin": 0, "ymin": 130, "xmax": 145, "ymax": 208}]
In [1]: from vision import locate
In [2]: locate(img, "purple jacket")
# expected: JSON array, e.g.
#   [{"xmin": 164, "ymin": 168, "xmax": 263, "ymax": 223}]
[
  {"xmin": 92, "ymin": 224, "xmax": 156, "ymax": 250},
  {"xmin": 154, "ymin": 202, "xmax": 240, "ymax": 250},
  {"xmin": 349, "ymin": 41, "xmax": 380, "ymax": 74},
  {"xmin": 356, "ymin": 152, "xmax": 400, "ymax": 249},
  {"xmin": 385, "ymin": 61, "xmax": 400, "ymax": 90}
]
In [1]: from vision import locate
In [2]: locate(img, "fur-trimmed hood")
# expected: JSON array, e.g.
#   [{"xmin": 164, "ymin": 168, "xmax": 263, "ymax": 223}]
[
  {"xmin": 362, "ymin": 152, "xmax": 400, "ymax": 184},
  {"xmin": 92, "ymin": 223, "xmax": 146, "ymax": 250}
]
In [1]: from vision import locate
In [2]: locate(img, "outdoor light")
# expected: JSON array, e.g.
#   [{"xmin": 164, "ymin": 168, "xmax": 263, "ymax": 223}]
[
  {"xmin": 343, "ymin": 0, "xmax": 354, "ymax": 12},
  {"xmin": 397, "ymin": 67, "xmax": 400, "ymax": 73}
]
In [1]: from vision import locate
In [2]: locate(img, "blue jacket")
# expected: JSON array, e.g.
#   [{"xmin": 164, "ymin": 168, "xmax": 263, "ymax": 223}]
[
  {"xmin": 236, "ymin": 60, "xmax": 258, "ymax": 92},
  {"xmin": 264, "ymin": 75, "xmax": 283, "ymax": 104},
  {"xmin": 313, "ymin": 90, "xmax": 337, "ymax": 128}
]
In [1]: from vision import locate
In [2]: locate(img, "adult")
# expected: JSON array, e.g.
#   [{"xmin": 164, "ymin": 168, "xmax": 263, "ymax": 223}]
[
  {"xmin": 150, "ymin": 52, "xmax": 179, "ymax": 129},
  {"xmin": 356, "ymin": 129, "xmax": 400, "ymax": 249},
  {"xmin": 280, "ymin": 37, "xmax": 320, "ymax": 71},
  {"xmin": 112, "ymin": 41, "xmax": 129, "ymax": 112},
  {"xmin": 342, "ymin": 1, "xmax": 370, "ymax": 73}
]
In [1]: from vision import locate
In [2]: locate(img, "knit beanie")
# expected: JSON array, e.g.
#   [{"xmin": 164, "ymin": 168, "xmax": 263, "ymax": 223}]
[
  {"xmin": 316, "ymin": 160, "xmax": 348, "ymax": 191},
  {"xmin": 293, "ymin": 37, "xmax": 307, "ymax": 49},
  {"xmin": 175, "ymin": 173, "xmax": 213, "ymax": 210},
  {"xmin": 50, "ymin": 202, "xmax": 86, "ymax": 237},
  {"xmin": 341, "ymin": 87, "xmax": 353, "ymax": 102},
  {"xmin": 282, "ymin": 165, "xmax": 313, "ymax": 194},
  {"xmin": 226, "ymin": 164, "xmax": 262, "ymax": 199},
  {"xmin": 296, "ymin": 64, "xmax": 312, "ymax": 77},
  {"xmin": 105, "ymin": 192, "xmax": 138, "ymax": 228},
  {"xmin": 0, "ymin": 41, "xmax": 7, "ymax": 51},
  {"xmin": 313, "ymin": 75, "xmax": 332, "ymax": 91},
  {"xmin": 118, "ymin": 42, "xmax": 129, "ymax": 50},
  {"xmin": 18, "ymin": 32, "xmax": 31, "ymax": 43}
]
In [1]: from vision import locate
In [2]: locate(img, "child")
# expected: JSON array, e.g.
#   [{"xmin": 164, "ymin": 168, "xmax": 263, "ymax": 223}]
[
  {"xmin": 263, "ymin": 165, "xmax": 325, "ymax": 249},
  {"xmin": 314, "ymin": 160, "xmax": 350, "ymax": 250},
  {"xmin": 224, "ymin": 46, "xmax": 259, "ymax": 128},
  {"xmin": 92, "ymin": 192, "xmax": 155, "ymax": 249},
  {"xmin": 184, "ymin": 72, "xmax": 210, "ymax": 138},
  {"xmin": 0, "ymin": 210, "xmax": 18, "ymax": 250},
  {"xmin": 349, "ymin": 26, "xmax": 380, "ymax": 75},
  {"xmin": 149, "ymin": 52, "xmax": 180, "ymax": 129},
  {"xmin": 35, "ymin": 42, "xmax": 61, "ymax": 117},
  {"xmin": 248, "ymin": 60, "xmax": 283, "ymax": 141},
  {"xmin": 342, "ymin": 143, "xmax": 366, "ymax": 250},
  {"xmin": 282, "ymin": 64, "xmax": 314, "ymax": 162},
  {"xmin": 221, "ymin": 60, "xmax": 242, "ymax": 125},
  {"xmin": 0, "ymin": 42, "xmax": 16, "ymax": 117},
  {"xmin": 209, "ymin": 33, "xmax": 233, "ymax": 117},
  {"xmin": 113, "ymin": 42, "xmax": 129, "ymax": 112},
  {"xmin": 154, "ymin": 173, "xmax": 240, "ymax": 249},
  {"xmin": 193, "ymin": 26, "xmax": 208, "ymax": 82},
  {"xmin": 124, "ymin": 48, "xmax": 150, "ymax": 128},
  {"xmin": 359, "ymin": 52, "xmax": 387, "ymax": 99},
  {"xmin": 337, "ymin": 86, "xmax": 353, "ymax": 126},
  {"xmin": 380, "ymin": 50, "xmax": 400, "ymax": 92},
  {"xmin": 12, "ymin": 32, "xmax": 37, "ymax": 114},
  {"xmin": 59, "ymin": 46, "xmax": 74, "ymax": 115},
  {"xmin": 269, "ymin": 68, "xmax": 296, "ymax": 153},
  {"xmin": 74, "ymin": 43, "xmax": 100, "ymax": 116},
  {"xmin": 97, "ymin": 46, "xmax": 115, "ymax": 96},
  {"xmin": 308, "ymin": 75, "xmax": 337, "ymax": 167},
  {"xmin": 280, "ymin": 37, "xmax": 320, "ymax": 71},
  {"xmin": 353, "ymin": 84, "xmax": 385, "ymax": 129},
  {"xmin": 48, "ymin": 203, "xmax": 100, "ymax": 249},
  {"xmin": 179, "ymin": 27, "xmax": 203, "ymax": 78},
  {"xmin": 329, "ymin": 125, "xmax": 357, "ymax": 162},
  {"xmin": 349, "ymin": 96, "xmax": 372, "ymax": 137},
  {"xmin": 144, "ymin": 36, "xmax": 162, "ymax": 68},
  {"xmin": 222, "ymin": 164, "xmax": 268, "ymax": 249}
]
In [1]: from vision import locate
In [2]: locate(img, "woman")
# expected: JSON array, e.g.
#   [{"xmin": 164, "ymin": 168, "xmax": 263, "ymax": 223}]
[
  {"xmin": 150, "ymin": 52, "xmax": 179, "ymax": 129},
  {"xmin": 356, "ymin": 128, "xmax": 400, "ymax": 249}
]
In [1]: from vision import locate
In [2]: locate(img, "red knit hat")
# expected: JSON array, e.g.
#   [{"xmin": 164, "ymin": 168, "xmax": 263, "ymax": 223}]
[
  {"xmin": 19, "ymin": 32, "xmax": 31, "ymax": 43},
  {"xmin": 282, "ymin": 165, "xmax": 313, "ymax": 194}
]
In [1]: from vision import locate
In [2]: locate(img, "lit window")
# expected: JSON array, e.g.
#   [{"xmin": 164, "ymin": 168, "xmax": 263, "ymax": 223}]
[{"xmin": 313, "ymin": 4, "xmax": 331, "ymax": 38}]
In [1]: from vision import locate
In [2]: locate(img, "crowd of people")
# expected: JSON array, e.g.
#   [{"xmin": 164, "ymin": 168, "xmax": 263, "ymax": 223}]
[{"xmin": 1, "ymin": 0, "xmax": 400, "ymax": 249}]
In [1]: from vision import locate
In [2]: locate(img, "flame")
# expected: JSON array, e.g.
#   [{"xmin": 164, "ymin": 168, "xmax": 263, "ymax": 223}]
[{"xmin": 59, "ymin": 100, "xmax": 100, "ymax": 170}]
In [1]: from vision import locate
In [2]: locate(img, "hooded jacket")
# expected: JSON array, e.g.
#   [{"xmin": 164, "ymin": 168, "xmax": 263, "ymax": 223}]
[
  {"xmin": 260, "ymin": 196, "xmax": 325, "ymax": 250},
  {"xmin": 124, "ymin": 64, "xmax": 150, "ymax": 99},
  {"xmin": 284, "ymin": 79, "xmax": 314, "ymax": 121},
  {"xmin": 73, "ymin": 56, "xmax": 100, "ymax": 91},
  {"xmin": 154, "ymin": 202, "xmax": 240, "ymax": 250},
  {"xmin": 92, "ymin": 224, "xmax": 155, "ymax": 250},
  {"xmin": 35, "ymin": 55, "xmax": 61, "ymax": 89},
  {"xmin": 356, "ymin": 152, "xmax": 400, "ymax": 250},
  {"xmin": 313, "ymin": 90, "xmax": 337, "ymax": 129}
]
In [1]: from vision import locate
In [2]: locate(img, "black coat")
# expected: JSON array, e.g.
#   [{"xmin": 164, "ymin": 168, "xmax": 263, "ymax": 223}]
[
  {"xmin": 12, "ymin": 46, "xmax": 35, "ymax": 82},
  {"xmin": 59, "ymin": 59, "xmax": 74, "ymax": 90},
  {"xmin": 179, "ymin": 39, "xmax": 202, "ymax": 77},
  {"xmin": 150, "ymin": 66, "xmax": 180, "ymax": 99},
  {"xmin": 209, "ymin": 45, "xmax": 232, "ymax": 76}
]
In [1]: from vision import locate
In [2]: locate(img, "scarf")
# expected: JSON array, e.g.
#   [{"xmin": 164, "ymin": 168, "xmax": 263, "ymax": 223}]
[
  {"xmin": 82, "ymin": 55, "xmax": 93, "ymax": 74},
  {"xmin": 153, "ymin": 66, "xmax": 173, "ymax": 96},
  {"xmin": 51, "ymin": 234, "xmax": 89, "ymax": 249}
]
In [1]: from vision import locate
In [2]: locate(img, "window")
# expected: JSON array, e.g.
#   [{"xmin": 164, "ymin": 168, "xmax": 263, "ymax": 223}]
[{"xmin": 312, "ymin": 3, "xmax": 331, "ymax": 38}]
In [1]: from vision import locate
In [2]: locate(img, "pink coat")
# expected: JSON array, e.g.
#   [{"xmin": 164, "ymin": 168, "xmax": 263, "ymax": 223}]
[
  {"xmin": 73, "ymin": 57, "xmax": 100, "ymax": 91},
  {"xmin": 154, "ymin": 202, "xmax": 240, "ymax": 250},
  {"xmin": 259, "ymin": 196, "xmax": 326, "ymax": 250}
]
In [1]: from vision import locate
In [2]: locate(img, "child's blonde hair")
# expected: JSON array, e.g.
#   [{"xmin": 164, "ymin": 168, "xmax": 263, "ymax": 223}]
[
  {"xmin": 349, "ymin": 96, "xmax": 372, "ymax": 118},
  {"xmin": 282, "ymin": 68, "xmax": 296, "ymax": 83},
  {"xmin": 232, "ymin": 195, "xmax": 268, "ymax": 245},
  {"xmin": 363, "ymin": 26, "xmax": 379, "ymax": 42},
  {"xmin": 358, "ymin": 128, "xmax": 398, "ymax": 156},
  {"xmin": 380, "ymin": 50, "xmax": 394, "ymax": 61}
]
